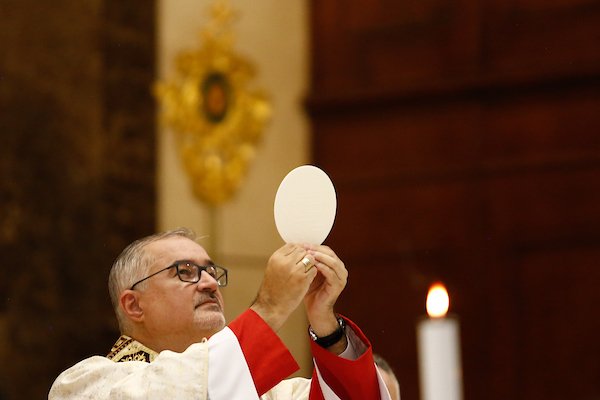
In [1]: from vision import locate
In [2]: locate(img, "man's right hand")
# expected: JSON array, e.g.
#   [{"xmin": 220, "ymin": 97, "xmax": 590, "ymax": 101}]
[{"xmin": 251, "ymin": 243, "xmax": 318, "ymax": 332}]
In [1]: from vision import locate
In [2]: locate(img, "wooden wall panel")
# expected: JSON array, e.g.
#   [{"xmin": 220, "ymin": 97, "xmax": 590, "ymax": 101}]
[
  {"xmin": 484, "ymin": 0, "xmax": 600, "ymax": 80},
  {"xmin": 309, "ymin": 0, "xmax": 600, "ymax": 399},
  {"xmin": 311, "ymin": 0, "xmax": 482, "ymax": 97},
  {"xmin": 314, "ymin": 103, "xmax": 482, "ymax": 183},
  {"xmin": 311, "ymin": 0, "xmax": 600, "ymax": 99},
  {"xmin": 486, "ymin": 168, "xmax": 600, "ymax": 243},
  {"xmin": 330, "ymin": 182, "xmax": 483, "ymax": 257},
  {"xmin": 515, "ymin": 247, "xmax": 600, "ymax": 399},
  {"xmin": 482, "ymin": 87, "xmax": 600, "ymax": 167}
]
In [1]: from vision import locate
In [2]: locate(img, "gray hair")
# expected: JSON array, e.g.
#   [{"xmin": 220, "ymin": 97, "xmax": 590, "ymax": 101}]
[{"xmin": 108, "ymin": 227, "xmax": 197, "ymax": 332}]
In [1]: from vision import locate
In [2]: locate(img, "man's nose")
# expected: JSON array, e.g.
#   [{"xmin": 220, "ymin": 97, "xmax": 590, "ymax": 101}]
[{"xmin": 196, "ymin": 270, "xmax": 219, "ymax": 291}]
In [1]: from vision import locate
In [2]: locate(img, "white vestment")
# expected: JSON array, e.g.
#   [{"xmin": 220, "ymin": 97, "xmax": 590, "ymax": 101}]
[{"xmin": 49, "ymin": 310, "xmax": 392, "ymax": 399}]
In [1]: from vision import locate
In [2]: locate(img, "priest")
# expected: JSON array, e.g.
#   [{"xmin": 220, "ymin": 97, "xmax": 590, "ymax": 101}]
[{"xmin": 49, "ymin": 228, "xmax": 391, "ymax": 399}]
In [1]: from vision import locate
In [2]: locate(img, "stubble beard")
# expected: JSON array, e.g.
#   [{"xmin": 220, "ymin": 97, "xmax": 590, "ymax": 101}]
[{"xmin": 194, "ymin": 303, "xmax": 226, "ymax": 336}]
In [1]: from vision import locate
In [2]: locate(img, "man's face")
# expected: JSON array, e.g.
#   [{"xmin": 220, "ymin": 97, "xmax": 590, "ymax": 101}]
[{"xmin": 137, "ymin": 236, "xmax": 226, "ymax": 349}]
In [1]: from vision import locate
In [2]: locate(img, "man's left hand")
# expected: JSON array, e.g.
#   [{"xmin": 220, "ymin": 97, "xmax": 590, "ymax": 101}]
[{"xmin": 303, "ymin": 245, "xmax": 348, "ymax": 350}]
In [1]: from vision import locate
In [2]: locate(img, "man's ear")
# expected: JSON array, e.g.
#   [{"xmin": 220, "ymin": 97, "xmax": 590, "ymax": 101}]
[{"xmin": 120, "ymin": 290, "xmax": 144, "ymax": 322}]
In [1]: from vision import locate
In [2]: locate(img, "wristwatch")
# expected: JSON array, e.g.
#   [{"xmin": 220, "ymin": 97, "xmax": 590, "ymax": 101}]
[{"xmin": 308, "ymin": 316, "xmax": 346, "ymax": 348}]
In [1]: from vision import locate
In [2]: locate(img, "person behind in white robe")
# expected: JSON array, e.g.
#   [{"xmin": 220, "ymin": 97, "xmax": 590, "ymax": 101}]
[
  {"xmin": 374, "ymin": 354, "xmax": 401, "ymax": 400},
  {"xmin": 49, "ymin": 227, "xmax": 392, "ymax": 399}
]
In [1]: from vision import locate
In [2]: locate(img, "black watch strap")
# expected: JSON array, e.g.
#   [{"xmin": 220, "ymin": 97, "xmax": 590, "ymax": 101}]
[{"xmin": 308, "ymin": 316, "xmax": 346, "ymax": 348}]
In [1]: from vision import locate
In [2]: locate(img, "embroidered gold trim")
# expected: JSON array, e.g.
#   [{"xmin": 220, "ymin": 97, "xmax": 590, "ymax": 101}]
[{"xmin": 107, "ymin": 335, "xmax": 158, "ymax": 363}]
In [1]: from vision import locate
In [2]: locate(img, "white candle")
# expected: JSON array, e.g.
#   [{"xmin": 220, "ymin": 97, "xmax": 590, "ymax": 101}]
[{"xmin": 417, "ymin": 283, "xmax": 463, "ymax": 400}]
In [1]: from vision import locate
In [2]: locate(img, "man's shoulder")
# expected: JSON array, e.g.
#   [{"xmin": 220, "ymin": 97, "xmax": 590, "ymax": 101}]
[
  {"xmin": 56, "ymin": 354, "xmax": 144, "ymax": 381},
  {"xmin": 49, "ymin": 356, "xmax": 133, "ymax": 400},
  {"xmin": 58, "ymin": 355, "xmax": 116, "ymax": 376}
]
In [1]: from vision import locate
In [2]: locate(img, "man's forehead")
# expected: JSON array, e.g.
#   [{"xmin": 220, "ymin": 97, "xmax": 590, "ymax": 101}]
[{"xmin": 145, "ymin": 236, "xmax": 210, "ymax": 262}]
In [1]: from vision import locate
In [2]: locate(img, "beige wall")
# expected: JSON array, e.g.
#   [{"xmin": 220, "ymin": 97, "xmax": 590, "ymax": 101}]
[{"xmin": 156, "ymin": 0, "xmax": 312, "ymax": 375}]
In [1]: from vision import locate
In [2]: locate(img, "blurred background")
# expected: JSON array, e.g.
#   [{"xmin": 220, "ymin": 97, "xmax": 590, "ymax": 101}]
[{"xmin": 1, "ymin": 0, "xmax": 599, "ymax": 399}]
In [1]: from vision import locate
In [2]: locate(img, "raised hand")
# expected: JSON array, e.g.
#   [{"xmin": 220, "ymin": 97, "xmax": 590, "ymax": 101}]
[
  {"xmin": 251, "ymin": 243, "xmax": 318, "ymax": 332},
  {"xmin": 303, "ymin": 245, "xmax": 348, "ymax": 346}
]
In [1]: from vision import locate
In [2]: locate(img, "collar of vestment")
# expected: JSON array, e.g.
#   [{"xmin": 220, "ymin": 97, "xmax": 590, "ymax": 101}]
[{"xmin": 107, "ymin": 335, "xmax": 158, "ymax": 363}]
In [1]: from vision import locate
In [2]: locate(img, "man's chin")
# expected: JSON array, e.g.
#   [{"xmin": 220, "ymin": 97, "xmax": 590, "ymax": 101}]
[{"xmin": 194, "ymin": 311, "xmax": 226, "ymax": 333}]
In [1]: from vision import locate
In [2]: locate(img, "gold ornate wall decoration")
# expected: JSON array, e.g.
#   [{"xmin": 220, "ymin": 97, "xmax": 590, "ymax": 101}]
[{"xmin": 155, "ymin": 0, "xmax": 271, "ymax": 206}]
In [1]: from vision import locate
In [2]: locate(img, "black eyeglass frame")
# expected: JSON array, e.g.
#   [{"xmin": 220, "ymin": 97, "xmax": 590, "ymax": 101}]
[{"xmin": 129, "ymin": 261, "xmax": 228, "ymax": 290}]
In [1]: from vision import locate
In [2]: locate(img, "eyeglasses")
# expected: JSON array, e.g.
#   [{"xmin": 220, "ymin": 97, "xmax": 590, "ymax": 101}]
[{"xmin": 130, "ymin": 261, "xmax": 228, "ymax": 290}]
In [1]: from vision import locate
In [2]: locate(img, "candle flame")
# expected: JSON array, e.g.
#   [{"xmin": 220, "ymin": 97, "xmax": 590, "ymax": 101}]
[{"xmin": 426, "ymin": 283, "xmax": 449, "ymax": 318}]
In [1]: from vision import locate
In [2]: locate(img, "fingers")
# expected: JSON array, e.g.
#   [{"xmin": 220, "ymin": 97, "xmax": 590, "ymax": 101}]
[
  {"xmin": 298, "ymin": 256, "xmax": 313, "ymax": 272},
  {"xmin": 277, "ymin": 243, "xmax": 321, "ymax": 273},
  {"xmin": 308, "ymin": 247, "xmax": 347, "ymax": 283},
  {"xmin": 255, "ymin": 244, "xmax": 319, "ymax": 331},
  {"xmin": 302, "ymin": 246, "xmax": 347, "ymax": 328},
  {"xmin": 304, "ymin": 263, "xmax": 318, "ymax": 280},
  {"xmin": 276, "ymin": 244, "xmax": 309, "ymax": 269},
  {"xmin": 281, "ymin": 243, "xmax": 304, "ymax": 257}
]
